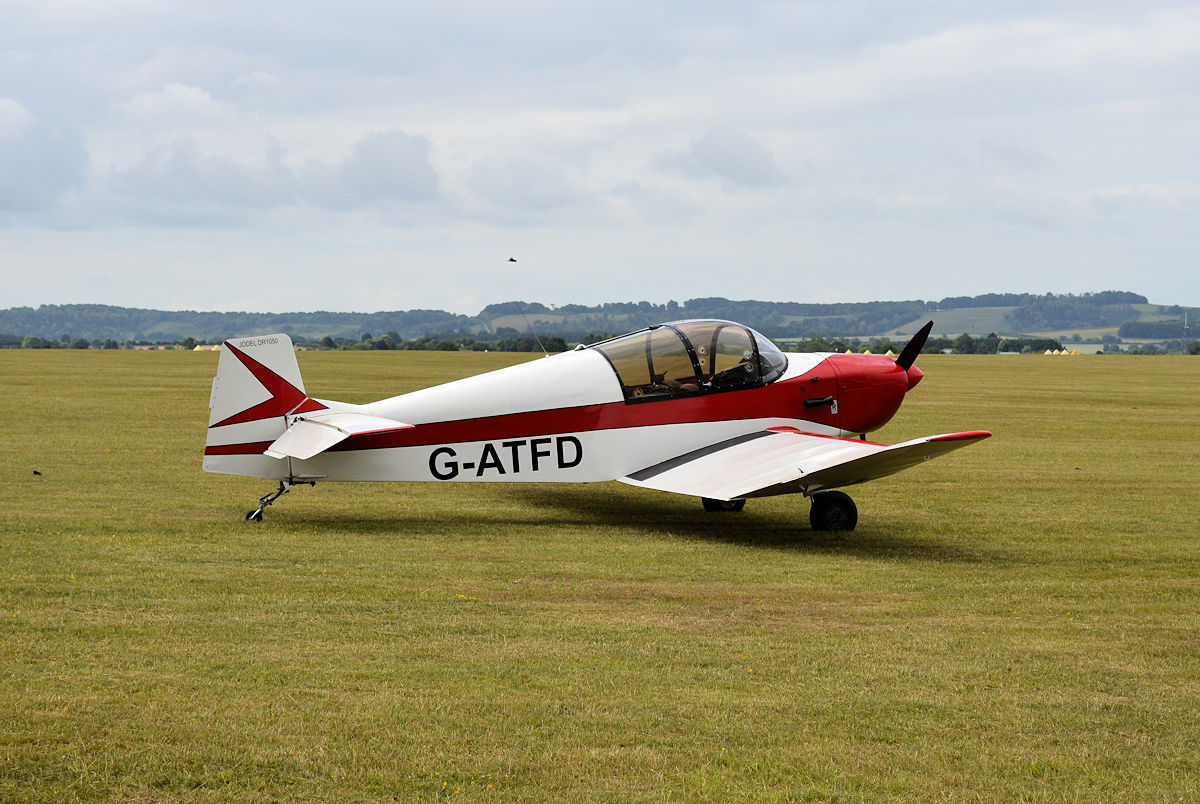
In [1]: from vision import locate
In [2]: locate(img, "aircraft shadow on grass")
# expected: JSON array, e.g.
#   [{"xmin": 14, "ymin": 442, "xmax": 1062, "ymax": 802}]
[
  {"xmin": 512, "ymin": 485, "xmax": 1004, "ymax": 563},
  {"xmin": 291, "ymin": 483, "xmax": 1004, "ymax": 565}
]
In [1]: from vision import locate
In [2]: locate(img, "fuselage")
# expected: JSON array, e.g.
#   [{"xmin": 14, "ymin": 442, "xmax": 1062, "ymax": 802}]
[
  {"xmin": 204, "ymin": 319, "xmax": 924, "ymax": 484},
  {"xmin": 204, "ymin": 319, "xmax": 989, "ymax": 528},
  {"xmin": 288, "ymin": 345, "xmax": 917, "ymax": 484}
]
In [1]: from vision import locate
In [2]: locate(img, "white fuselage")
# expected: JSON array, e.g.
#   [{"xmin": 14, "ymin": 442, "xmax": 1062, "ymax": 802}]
[{"xmin": 281, "ymin": 348, "xmax": 833, "ymax": 484}]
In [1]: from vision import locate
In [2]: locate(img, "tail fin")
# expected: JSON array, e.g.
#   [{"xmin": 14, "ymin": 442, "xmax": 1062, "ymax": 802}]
[{"xmin": 203, "ymin": 334, "xmax": 326, "ymax": 479}]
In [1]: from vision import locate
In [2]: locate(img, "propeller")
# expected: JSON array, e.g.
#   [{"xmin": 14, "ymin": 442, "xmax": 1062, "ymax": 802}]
[{"xmin": 895, "ymin": 320, "xmax": 933, "ymax": 371}]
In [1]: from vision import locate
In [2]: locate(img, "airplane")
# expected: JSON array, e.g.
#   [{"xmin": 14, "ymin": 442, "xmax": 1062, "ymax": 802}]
[{"xmin": 203, "ymin": 319, "xmax": 990, "ymax": 529}]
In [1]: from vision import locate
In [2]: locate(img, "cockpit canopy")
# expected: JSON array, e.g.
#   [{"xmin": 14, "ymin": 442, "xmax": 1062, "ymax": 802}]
[{"xmin": 589, "ymin": 319, "xmax": 788, "ymax": 403}]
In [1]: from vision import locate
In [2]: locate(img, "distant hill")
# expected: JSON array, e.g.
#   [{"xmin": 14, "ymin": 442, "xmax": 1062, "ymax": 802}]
[
  {"xmin": 0, "ymin": 305, "xmax": 472, "ymax": 344},
  {"xmin": 2, "ymin": 291, "xmax": 1194, "ymax": 344}
]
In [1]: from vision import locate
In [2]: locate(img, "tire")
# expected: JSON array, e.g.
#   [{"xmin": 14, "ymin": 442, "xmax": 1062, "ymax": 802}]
[
  {"xmin": 809, "ymin": 491, "xmax": 857, "ymax": 531},
  {"xmin": 702, "ymin": 497, "xmax": 746, "ymax": 512}
]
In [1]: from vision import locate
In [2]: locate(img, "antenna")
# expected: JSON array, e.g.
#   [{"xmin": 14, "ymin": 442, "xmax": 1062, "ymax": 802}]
[
  {"xmin": 514, "ymin": 300, "xmax": 549, "ymax": 358},
  {"xmin": 506, "ymin": 259, "xmax": 549, "ymax": 357}
]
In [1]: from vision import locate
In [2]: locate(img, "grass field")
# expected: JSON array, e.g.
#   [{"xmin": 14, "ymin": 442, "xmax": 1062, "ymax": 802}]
[{"xmin": 3, "ymin": 350, "xmax": 1198, "ymax": 801}]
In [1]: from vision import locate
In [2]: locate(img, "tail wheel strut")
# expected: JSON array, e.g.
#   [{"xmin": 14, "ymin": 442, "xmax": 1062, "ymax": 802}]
[{"xmin": 245, "ymin": 479, "xmax": 315, "ymax": 522}]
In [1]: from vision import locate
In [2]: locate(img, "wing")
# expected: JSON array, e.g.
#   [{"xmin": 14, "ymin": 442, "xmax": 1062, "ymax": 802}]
[
  {"xmin": 619, "ymin": 428, "xmax": 991, "ymax": 501},
  {"xmin": 264, "ymin": 411, "xmax": 413, "ymax": 460}
]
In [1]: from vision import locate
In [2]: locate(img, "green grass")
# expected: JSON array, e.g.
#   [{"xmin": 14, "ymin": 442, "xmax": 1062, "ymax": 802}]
[{"xmin": 3, "ymin": 350, "xmax": 1199, "ymax": 801}]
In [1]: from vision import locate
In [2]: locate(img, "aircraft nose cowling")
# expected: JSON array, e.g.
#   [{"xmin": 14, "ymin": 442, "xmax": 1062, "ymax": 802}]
[
  {"xmin": 824, "ymin": 353, "xmax": 911, "ymax": 434},
  {"xmin": 906, "ymin": 364, "xmax": 924, "ymax": 390}
]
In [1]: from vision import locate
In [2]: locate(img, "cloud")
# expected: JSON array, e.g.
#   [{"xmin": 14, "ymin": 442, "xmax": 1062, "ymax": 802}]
[
  {"xmin": 110, "ymin": 137, "xmax": 295, "ymax": 223},
  {"xmin": 96, "ymin": 127, "xmax": 443, "ymax": 223},
  {"xmin": 302, "ymin": 129, "xmax": 439, "ymax": 209},
  {"xmin": 979, "ymin": 140, "xmax": 1052, "ymax": 171},
  {"xmin": 0, "ymin": 98, "xmax": 36, "ymax": 142},
  {"xmin": 466, "ymin": 157, "xmax": 584, "ymax": 214},
  {"xmin": 117, "ymin": 82, "xmax": 232, "ymax": 124},
  {"xmin": 3, "ymin": 2, "xmax": 1200, "ymax": 308},
  {"xmin": 0, "ymin": 103, "xmax": 89, "ymax": 214},
  {"xmin": 1089, "ymin": 182, "xmax": 1200, "ymax": 221},
  {"xmin": 232, "ymin": 71, "xmax": 281, "ymax": 89},
  {"xmin": 659, "ymin": 126, "xmax": 784, "ymax": 187}
]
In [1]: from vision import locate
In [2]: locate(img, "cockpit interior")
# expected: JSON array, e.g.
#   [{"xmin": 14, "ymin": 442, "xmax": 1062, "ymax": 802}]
[{"xmin": 589, "ymin": 320, "xmax": 788, "ymax": 403}]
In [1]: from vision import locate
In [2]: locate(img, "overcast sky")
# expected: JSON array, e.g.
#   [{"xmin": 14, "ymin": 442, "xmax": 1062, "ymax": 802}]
[{"xmin": 2, "ymin": 1, "xmax": 1198, "ymax": 314}]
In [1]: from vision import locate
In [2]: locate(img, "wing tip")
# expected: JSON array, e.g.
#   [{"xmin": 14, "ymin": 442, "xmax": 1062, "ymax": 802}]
[{"xmin": 929, "ymin": 430, "xmax": 992, "ymax": 442}]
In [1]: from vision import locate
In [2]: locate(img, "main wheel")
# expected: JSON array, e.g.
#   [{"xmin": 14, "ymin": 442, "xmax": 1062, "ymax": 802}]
[
  {"xmin": 702, "ymin": 497, "xmax": 746, "ymax": 512},
  {"xmin": 246, "ymin": 509, "xmax": 263, "ymax": 522},
  {"xmin": 809, "ymin": 491, "xmax": 857, "ymax": 531}
]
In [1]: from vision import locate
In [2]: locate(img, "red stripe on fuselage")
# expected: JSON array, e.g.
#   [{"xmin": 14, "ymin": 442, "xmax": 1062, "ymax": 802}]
[
  {"xmin": 328, "ymin": 375, "xmax": 831, "ymax": 452},
  {"xmin": 204, "ymin": 440, "xmax": 277, "ymax": 455},
  {"xmin": 204, "ymin": 372, "xmax": 843, "ymax": 457}
]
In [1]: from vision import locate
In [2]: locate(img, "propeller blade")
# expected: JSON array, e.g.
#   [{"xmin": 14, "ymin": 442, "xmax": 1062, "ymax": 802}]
[{"xmin": 895, "ymin": 320, "xmax": 934, "ymax": 370}]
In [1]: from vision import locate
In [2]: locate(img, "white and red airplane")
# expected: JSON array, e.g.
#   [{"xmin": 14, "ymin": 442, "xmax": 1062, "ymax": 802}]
[{"xmin": 204, "ymin": 319, "xmax": 989, "ymax": 529}]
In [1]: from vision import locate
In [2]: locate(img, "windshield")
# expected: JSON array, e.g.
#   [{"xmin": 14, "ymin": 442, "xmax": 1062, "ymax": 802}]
[
  {"xmin": 753, "ymin": 329, "xmax": 788, "ymax": 383},
  {"xmin": 591, "ymin": 319, "xmax": 787, "ymax": 403},
  {"xmin": 588, "ymin": 325, "xmax": 702, "ymax": 401}
]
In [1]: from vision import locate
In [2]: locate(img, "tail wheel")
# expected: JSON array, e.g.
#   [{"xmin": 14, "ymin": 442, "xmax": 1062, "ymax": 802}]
[
  {"xmin": 702, "ymin": 497, "xmax": 746, "ymax": 512},
  {"xmin": 809, "ymin": 491, "xmax": 858, "ymax": 531}
]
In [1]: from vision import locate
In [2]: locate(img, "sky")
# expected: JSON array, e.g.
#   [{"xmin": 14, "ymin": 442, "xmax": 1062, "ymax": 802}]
[{"xmin": 2, "ymin": 1, "xmax": 1198, "ymax": 314}]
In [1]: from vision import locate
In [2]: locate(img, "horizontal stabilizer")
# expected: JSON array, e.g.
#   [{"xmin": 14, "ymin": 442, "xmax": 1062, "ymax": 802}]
[
  {"xmin": 619, "ymin": 429, "xmax": 990, "ymax": 501},
  {"xmin": 265, "ymin": 411, "xmax": 414, "ymax": 460}
]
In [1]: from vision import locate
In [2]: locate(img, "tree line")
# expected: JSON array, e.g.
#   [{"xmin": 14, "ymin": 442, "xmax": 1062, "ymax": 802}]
[
  {"xmin": 779, "ymin": 333, "xmax": 1064, "ymax": 354},
  {"xmin": 6, "ymin": 328, "xmax": 1198, "ymax": 355},
  {"xmin": 0, "ymin": 291, "xmax": 1165, "ymax": 343},
  {"xmin": 1117, "ymin": 320, "xmax": 1190, "ymax": 338},
  {"xmin": 307, "ymin": 329, "xmax": 570, "ymax": 353},
  {"xmin": 4, "ymin": 290, "xmax": 1198, "ymax": 354}
]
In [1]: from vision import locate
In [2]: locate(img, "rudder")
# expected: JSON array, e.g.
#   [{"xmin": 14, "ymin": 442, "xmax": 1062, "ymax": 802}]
[{"xmin": 203, "ymin": 334, "xmax": 326, "ymax": 479}]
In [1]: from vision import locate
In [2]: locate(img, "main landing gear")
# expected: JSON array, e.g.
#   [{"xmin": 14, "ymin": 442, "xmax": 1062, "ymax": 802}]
[
  {"xmin": 699, "ymin": 491, "xmax": 858, "ymax": 531},
  {"xmin": 808, "ymin": 490, "xmax": 858, "ymax": 532},
  {"xmin": 245, "ymin": 479, "xmax": 315, "ymax": 522}
]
